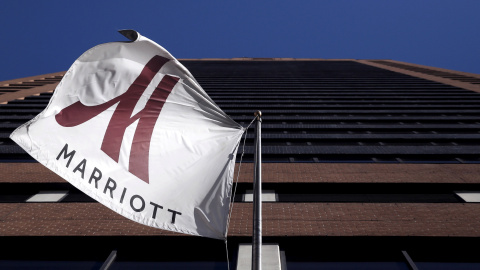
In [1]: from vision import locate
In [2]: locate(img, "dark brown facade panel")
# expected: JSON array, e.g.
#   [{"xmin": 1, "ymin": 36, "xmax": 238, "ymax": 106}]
[
  {"xmin": 230, "ymin": 203, "xmax": 480, "ymax": 237},
  {"xmin": 0, "ymin": 72, "xmax": 64, "ymax": 87},
  {"xmin": 2, "ymin": 203, "xmax": 480, "ymax": 237},
  {"xmin": 234, "ymin": 163, "xmax": 480, "ymax": 184},
  {"xmin": 0, "ymin": 72, "xmax": 64, "ymax": 104},
  {"xmin": 0, "ymin": 163, "xmax": 66, "ymax": 183},
  {"xmin": 358, "ymin": 60, "xmax": 480, "ymax": 93},
  {"xmin": 2, "ymin": 163, "xmax": 480, "ymax": 184},
  {"xmin": 0, "ymin": 203, "xmax": 180, "ymax": 236},
  {"xmin": 371, "ymin": 60, "xmax": 480, "ymax": 84}
]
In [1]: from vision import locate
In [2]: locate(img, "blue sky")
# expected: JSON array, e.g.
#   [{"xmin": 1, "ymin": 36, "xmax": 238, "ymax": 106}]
[{"xmin": 1, "ymin": 0, "xmax": 479, "ymax": 81}]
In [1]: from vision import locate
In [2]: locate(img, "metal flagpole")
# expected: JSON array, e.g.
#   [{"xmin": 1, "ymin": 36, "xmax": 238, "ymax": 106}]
[{"xmin": 252, "ymin": 111, "xmax": 262, "ymax": 270}]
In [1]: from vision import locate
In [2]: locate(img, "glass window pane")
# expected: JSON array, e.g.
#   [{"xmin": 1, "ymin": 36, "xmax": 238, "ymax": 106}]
[
  {"xmin": 111, "ymin": 261, "xmax": 229, "ymax": 270},
  {"xmin": 287, "ymin": 261, "xmax": 410, "ymax": 270},
  {"xmin": 417, "ymin": 262, "xmax": 480, "ymax": 270},
  {"xmin": 0, "ymin": 260, "xmax": 102, "ymax": 270}
]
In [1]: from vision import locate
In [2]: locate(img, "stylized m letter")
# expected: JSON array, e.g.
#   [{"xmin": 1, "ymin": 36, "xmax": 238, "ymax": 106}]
[{"xmin": 55, "ymin": 55, "xmax": 179, "ymax": 183}]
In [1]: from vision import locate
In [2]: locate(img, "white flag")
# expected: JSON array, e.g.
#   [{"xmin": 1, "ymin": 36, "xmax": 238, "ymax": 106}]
[{"xmin": 10, "ymin": 30, "xmax": 244, "ymax": 239}]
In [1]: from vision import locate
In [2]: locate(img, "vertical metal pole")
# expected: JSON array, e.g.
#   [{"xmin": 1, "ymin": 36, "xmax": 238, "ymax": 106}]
[{"xmin": 252, "ymin": 111, "xmax": 262, "ymax": 270}]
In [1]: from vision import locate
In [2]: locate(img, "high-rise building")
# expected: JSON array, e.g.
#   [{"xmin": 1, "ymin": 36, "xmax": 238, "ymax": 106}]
[{"xmin": 1, "ymin": 59, "xmax": 480, "ymax": 269}]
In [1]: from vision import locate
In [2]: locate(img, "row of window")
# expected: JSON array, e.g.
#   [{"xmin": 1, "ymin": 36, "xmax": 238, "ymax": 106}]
[
  {"xmin": 2, "ymin": 244, "xmax": 480, "ymax": 270},
  {"xmin": 2, "ymin": 189, "xmax": 479, "ymax": 203}
]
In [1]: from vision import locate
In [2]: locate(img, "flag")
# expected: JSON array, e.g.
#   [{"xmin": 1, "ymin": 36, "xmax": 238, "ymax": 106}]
[{"xmin": 10, "ymin": 30, "xmax": 244, "ymax": 240}]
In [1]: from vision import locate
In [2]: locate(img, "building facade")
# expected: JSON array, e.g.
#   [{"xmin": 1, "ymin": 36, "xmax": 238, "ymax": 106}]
[{"xmin": 1, "ymin": 59, "xmax": 480, "ymax": 269}]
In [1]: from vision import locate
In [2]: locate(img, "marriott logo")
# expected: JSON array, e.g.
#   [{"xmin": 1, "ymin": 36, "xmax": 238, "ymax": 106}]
[{"xmin": 55, "ymin": 55, "xmax": 179, "ymax": 184}]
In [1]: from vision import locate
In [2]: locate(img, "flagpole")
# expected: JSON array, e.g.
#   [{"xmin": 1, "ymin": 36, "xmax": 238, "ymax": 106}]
[{"xmin": 252, "ymin": 111, "xmax": 262, "ymax": 270}]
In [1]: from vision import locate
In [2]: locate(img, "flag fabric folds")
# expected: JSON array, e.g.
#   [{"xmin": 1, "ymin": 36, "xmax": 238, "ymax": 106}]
[{"xmin": 10, "ymin": 30, "xmax": 244, "ymax": 240}]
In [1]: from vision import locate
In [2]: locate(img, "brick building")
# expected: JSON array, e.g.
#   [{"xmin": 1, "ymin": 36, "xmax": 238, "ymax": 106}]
[{"xmin": 1, "ymin": 59, "xmax": 480, "ymax": 269}]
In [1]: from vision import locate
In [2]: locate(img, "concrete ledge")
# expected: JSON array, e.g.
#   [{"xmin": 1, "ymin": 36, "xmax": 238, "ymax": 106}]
[
  {"xmin": 236, "ymin": 244, "xmax": 281, "ymax": 270},
  {"xmin": 26, "ymin": 191, "xmax": 68, "ymax": 202},
  {"xmin": 244, "ymin": 190, "xmax": 277, "ymax": 202}
]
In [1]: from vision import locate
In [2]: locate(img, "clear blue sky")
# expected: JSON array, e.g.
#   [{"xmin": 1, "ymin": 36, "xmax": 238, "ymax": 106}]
[{"xmin": 1, "ymin": 0, "xmax": 479, "ymax": 81}]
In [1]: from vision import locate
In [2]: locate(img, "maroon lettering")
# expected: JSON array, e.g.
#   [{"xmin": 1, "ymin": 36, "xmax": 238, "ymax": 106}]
[{"xmin": 55, "ymin": 55, "xmax": 179, "ymax": 183}]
